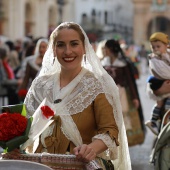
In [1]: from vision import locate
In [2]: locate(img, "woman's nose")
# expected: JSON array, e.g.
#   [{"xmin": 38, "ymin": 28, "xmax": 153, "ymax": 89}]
[{"xmin": 64, "ymin": 45, "xmax": 72, "ymax": 55}]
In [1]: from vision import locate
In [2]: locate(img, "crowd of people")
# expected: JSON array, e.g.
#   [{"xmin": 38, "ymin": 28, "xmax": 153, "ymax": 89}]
[
  {"xmin": 0, "ymin": 36, "xmax": 48, "ymax": 105},
  {"xmin": 0, "ymin": 21, "xmax": 169, "ymax": 170}
]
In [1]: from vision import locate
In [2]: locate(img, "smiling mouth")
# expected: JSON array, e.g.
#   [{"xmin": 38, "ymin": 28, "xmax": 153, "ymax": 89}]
[{"xmin": 63, "ymin": 57, "xmax": 75, "ymax": 62}]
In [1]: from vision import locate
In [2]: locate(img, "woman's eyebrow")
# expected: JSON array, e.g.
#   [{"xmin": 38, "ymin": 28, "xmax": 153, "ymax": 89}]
[
  {"xmin": 56, "ymin": 41, "xmax": 64, "ymax": 44},
  {"xmin": 57, "ymin": 40, "xmax": 79, "ymax": 43},
  {"xmin": 70, "ymin": 40, "xmax": 79, "ymax": 42}
]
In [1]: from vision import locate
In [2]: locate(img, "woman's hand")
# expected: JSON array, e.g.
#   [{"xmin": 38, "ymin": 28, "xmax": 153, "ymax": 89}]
[{"xmin": 73, "ymin": 144, "xmax": 97, "ymax": 163}]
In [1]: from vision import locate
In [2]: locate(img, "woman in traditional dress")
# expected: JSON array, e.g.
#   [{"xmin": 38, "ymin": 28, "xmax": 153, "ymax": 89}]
[
  {"xmin": 101, "ymin": 39, "xmax": 145, "ymax": 146},
  {"xmin": 4, "ymin": 22, "xmax": 131, "ymax": 170},
  {"xmin": 17, "ymin": 38, "xmax": 48, "ymax": 101}
]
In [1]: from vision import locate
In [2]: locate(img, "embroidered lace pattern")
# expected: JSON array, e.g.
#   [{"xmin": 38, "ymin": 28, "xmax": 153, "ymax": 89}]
[
  {"xmin": 24, "ymin": 22, "xmax": 131, "ymax": 170},
  {"xmin": 93, "ymin": 133, "xmax": 118, "ymax": 160},
  {"xmin": 64, "ymin": 72, "xmax": 104, "ymax": 115}
]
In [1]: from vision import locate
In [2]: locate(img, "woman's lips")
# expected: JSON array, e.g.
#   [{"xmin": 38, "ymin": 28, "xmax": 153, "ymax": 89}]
[{"xmin": 63, "ymin": 57, "xmax": 75, "ymax": 62}]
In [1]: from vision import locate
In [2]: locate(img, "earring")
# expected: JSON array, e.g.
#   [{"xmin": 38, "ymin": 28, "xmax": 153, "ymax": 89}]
[
  {"xmin": 84, "ymin": 54, "xmax": 86, "ymax": 64},
  {"xmin": 53, "ymin": 57, "xmax": 55, "ymax": 65}
]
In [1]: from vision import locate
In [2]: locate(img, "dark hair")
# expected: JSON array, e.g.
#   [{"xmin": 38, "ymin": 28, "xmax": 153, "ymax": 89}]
[
  {"xmin": 105, "ymin": 39, "xmax": 139, "ymax": 79},
  {"xmin": 25, "ymin": 44, "xmax": 36, "ymax": 57},
  {"xmin": 147, "ymin": 76, "xmax": 165, "ymax": 91},
  {"xmin": 105, "ymin": 39, "xmax": 122, "ymax": 56},
  {"xmin": 51, "ymin": 22, "xmax": 85, "ymax": 49},
  {"xmin": 5, "ymin": 41, "xmax": 14, "ymax": 51}
]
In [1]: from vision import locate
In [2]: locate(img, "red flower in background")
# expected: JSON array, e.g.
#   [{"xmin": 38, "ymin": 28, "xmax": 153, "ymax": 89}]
[
  {"xmin": 41, "ymin": 106, "xmax": 54, "ymax": 119},
  {"xmin": 18, "ymin": 89, "xmax": 28, "ymax": 97},
  {"xmin": 0, "ymin": 113, "xmax": 27, "ymax": 141}
]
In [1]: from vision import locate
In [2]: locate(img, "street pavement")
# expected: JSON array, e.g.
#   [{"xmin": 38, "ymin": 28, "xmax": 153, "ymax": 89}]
[{"xmin": 129, "ymin": 67, "xmax": 155, "ymax": 170}]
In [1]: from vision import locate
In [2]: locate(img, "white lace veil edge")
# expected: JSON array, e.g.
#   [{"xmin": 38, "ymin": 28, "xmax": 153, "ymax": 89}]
[
  {"xmin": 34, "ymin": 38, "xmax": 49, "ymax": 57},
  {"xmin": 38, "ymin": 22, "xmax": 131, "ymax": 170}
]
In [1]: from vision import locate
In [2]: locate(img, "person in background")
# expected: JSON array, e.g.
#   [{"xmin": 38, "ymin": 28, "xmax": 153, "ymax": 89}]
[
  {"xmin": 138, "ymin": 44, "xmax": 149, "ymax": 74},
  {"xmin": 100, "ymin": 39, "xmax": 145, "ymax": 146},
  {"xmin": 148, "ymin": 32, "xmax": 170, "ymax": 79},
  {"xmin": 0, "ymin": 46, "xmax": 22, "ymax": 105},
  {"xmin": 146, "ymin": 76, "xmax": 170, "ymax": 135},
  {"xmin": 3, "ymin": 22, "xmax": 131, "ymax": 170},
  {"xmin": 145, "ymin": 32, "xmax": 170, "ymax": 134},
  {"xmin": 17, "ymin": 38, "xmax": 48, "ymax": 102},
  {"xmin": 5, "ymin": 40, "xmax": 20, "ymax": 75},
  {"xmin": 24, "ymin": 43, "xmax": 36, "ymax": 59}
]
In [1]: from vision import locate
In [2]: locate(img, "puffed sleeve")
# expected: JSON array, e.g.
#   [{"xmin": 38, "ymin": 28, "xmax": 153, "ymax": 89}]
[
  {"xmin": 94, "ymin": 93, "xmax": 119, "ymax": 144},
  {"xmin": 93, "ymin": 93, "xmax": 119, "ymax": 160}
]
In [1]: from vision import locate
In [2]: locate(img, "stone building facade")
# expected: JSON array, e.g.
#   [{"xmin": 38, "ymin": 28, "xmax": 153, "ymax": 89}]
[
  {"xmin": 132, "ymin": 0, "xmax": 170, "ymax": 45},
  {"xmin": 0, "ymin": 0, "xmax": 133, "ymax": 43},
  {"xmin": 0, "ymin": 0, "xmax": 58, "ymax": 40}
]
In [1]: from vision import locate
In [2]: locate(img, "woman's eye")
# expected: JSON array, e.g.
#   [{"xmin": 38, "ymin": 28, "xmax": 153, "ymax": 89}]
[
  {"xmin": 56, "ymin": 43, "xmax": 64, "ymax": 47},
  {"xmin": 71, "ymin": 42, "xmax": 79, "ymax": 46}
]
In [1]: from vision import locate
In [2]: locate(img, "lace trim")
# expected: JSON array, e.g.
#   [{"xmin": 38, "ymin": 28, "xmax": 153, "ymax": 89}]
[
  {"xmin": 25, "ymin": 71, "xmax": 104, "ymax": 116},
  {"xmin": 65, "ymin": 72, "xmax": 104, "ymax": 115},
  {"xmin": 92, "ymin": 133, "xmax": 118, "ymax": 160}
]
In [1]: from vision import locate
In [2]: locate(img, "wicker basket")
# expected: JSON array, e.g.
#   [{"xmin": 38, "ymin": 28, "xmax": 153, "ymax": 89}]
[{"xmin": 1, "ymin": 153, "xmax": 102, "ymax": 170}]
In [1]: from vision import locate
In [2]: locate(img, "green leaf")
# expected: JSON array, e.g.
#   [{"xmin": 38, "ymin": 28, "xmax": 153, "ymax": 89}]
[
  {"xmin": 21, "ymin": 104, "xmax": 27, "ymax": 117},
  {"xmin": 2, "ymin": 104, "xmax": 26, "ymax": 116},
  {"xmin": 6, "ymin": 135, "xmax": 29, "ymax": 152}
]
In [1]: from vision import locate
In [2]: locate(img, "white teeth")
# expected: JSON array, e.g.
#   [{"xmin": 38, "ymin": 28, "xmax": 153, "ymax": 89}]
[{"xmin": 64, "ymin": 58, "xmax": 74, "ymax": 61}]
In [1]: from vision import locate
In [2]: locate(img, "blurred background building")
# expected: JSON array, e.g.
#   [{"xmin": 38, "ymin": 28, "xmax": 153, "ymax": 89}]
[
  {"xmin": 0, "ymin": 0, "xmax": 169, "ymax": 45},
  {"xmin": 133, "ymin": 0, "xmax": 169, "ymax": 45},
  {"xmin": 0, "ymin": 0, "xmax": 133, "ymax": 44}
]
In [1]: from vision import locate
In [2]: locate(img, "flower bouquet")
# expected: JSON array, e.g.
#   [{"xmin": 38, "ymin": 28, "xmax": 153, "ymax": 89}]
[
  {"xmin": 1, "ymin": 99, "xmax": 102, "ymax": 170},
  {"xmin": 0, "ymin": 104, "xmax": 32, "ymax": 152}
]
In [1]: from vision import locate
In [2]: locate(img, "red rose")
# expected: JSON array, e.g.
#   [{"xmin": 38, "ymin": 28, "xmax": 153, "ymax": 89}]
[
  {"xmin": 0, "ymin": 113, "xmax": 27, "ymax": 141},
  {"xmin": 41, "ymin": 106, "xmax": 54, "ymax": 119}
]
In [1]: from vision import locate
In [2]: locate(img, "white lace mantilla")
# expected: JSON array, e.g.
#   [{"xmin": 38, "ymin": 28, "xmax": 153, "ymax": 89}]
[
  {"xmin": 25, "ymin": 69, "xmax": 118, "ymax": 160},
  {"xmin": 92, "ymin": 133, "xmax": 117, "ymax": 160},
  {"xmin": 25, "ymin": 69, "xmax": 104, "ymax": 116},
  {"xmin": 24, "ymin": 22, "xmax": 131, "ymax": 170}
]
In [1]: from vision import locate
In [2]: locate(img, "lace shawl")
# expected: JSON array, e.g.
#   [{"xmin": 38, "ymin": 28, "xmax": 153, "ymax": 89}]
[
  {"xmin": 25, "ymin": 22, "xmax": 131, "ymax": 170},
  {"xmin": 24, "ymin": 69, "xmax": 116, "ymax": 156}
]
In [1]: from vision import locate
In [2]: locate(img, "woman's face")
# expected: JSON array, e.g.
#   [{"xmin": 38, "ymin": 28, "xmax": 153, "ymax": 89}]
[
  {"xmin": 54, "ymin": 28, "xmax": 85, "ymax": 72},
  {"xmin": 39, "ymin": 42, "xmax": 48, "ymax": 57}
]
